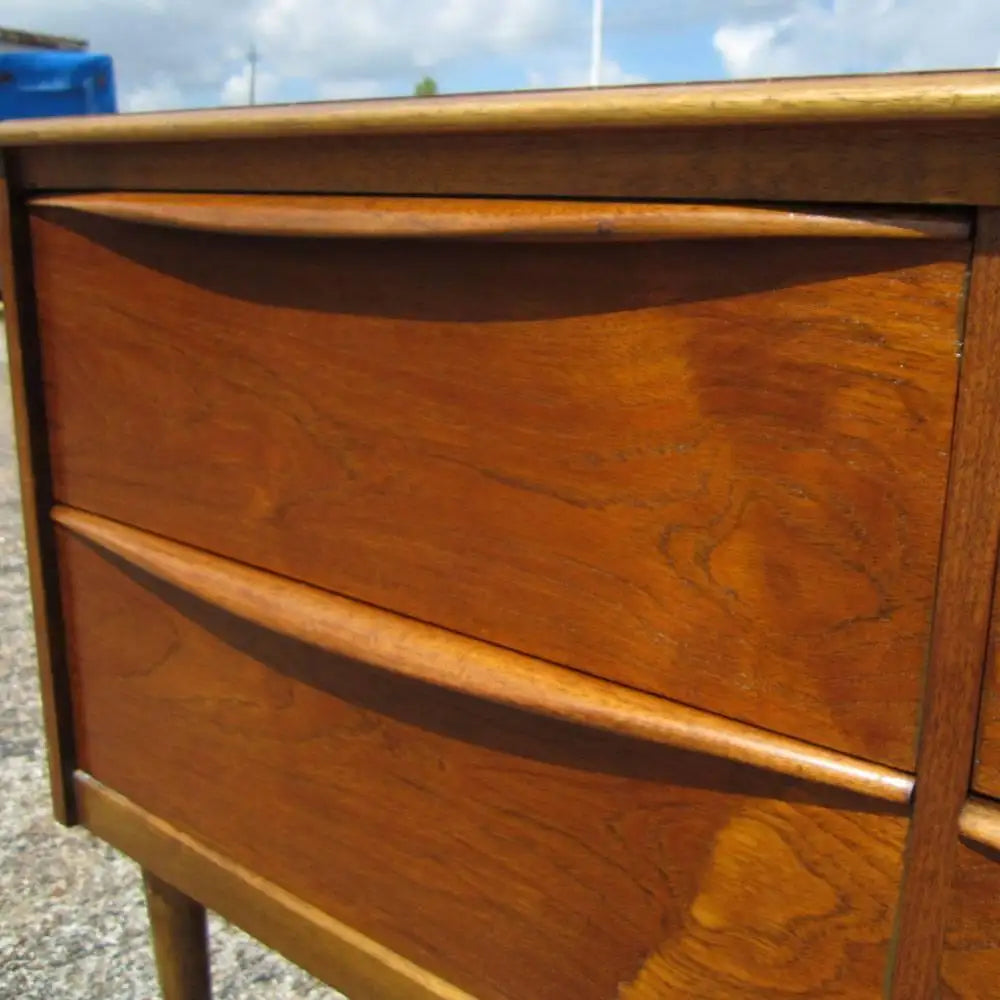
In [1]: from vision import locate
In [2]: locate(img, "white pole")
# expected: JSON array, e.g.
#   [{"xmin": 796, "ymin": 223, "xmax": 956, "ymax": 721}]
[
  {"xmin": 247, "ymin": 43, "xmax": 258, "ymax": 106},
  {"xmin": 589, "ymin": 0, "xmax": 603, "ymax": 87}
]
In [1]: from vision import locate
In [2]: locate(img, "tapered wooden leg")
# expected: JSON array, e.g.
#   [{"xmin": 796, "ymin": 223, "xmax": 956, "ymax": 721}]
[{"xmin": 142, "ymin": 869, "xmax": 212, "ymax": 1000}]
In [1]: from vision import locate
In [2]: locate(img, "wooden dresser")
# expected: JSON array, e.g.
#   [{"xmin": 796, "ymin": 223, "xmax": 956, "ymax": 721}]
[{"xmin": 3, "ymin": 71, "xmax": 1000, "ymax": 1000}]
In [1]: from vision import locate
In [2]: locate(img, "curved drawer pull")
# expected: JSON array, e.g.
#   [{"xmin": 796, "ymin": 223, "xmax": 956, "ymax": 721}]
[
  {"xmin": 959, "ymin": 799, "xmax": 1000, "ymax": 851},
  {"xmin": 33, "ymin": 192, "xmax": 970, "ymax": 242},
  {"xmin": 53, "ymin": 505, "xmax": 913, "ymax": 804}
]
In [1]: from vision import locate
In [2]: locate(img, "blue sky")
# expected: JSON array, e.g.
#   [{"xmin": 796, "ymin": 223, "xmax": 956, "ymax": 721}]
[
  {"xmin": 3, "ymin": 1, "xmax": 1000, "ymax": 111},
  {"xmin": 441, "ymin": 18, "xmax": 723, "ymax": 95}
]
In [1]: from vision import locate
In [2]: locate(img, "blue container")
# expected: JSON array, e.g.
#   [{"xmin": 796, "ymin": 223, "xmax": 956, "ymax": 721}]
[{"xmin": 0, "ymin": 50, "xmax": 116, "ymax": 120}]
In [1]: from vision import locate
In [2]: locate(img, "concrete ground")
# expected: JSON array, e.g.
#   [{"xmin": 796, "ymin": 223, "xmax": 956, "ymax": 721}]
[{"xmin": 0, "ymin": 314, "xmax": 340, "ymax": 998}]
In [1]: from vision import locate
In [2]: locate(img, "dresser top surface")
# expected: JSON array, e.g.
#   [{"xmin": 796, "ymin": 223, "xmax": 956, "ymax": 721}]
[{"xmin": 3, "ymin": 68, "xmax": 1000, "ymax": 148}]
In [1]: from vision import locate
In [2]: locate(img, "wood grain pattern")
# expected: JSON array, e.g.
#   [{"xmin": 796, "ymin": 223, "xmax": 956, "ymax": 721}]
[
  {"xmin": 59, "ymin": 529, "xmax": 909, "ymax": 1000},
  {"xmin": 973, "ymin": 716, "xmax": 1000, "ymax": 796},
  {"xmin": 142, "ymin": 870, "xmax": 212, "ymax": 1000},
  {"xmin": 941, "ymin": 840, "xmax": 1000, "ymax": 1000},
  {"xmin": 31, "ymin": 192, "xmax": 972, "ymax": 242},
  {"xmin": 30, "ymin": 207, "xmax": 968, "ymax": 768},
  {"xmin": 0, "ymin": 165, "xmax": 75, "ymax": 822},
  {"xmin": 958, "ymin": 798, "xmax": 1000, "ymax": 853},
  {"xmin": 888, "ymin": 209, "xmax": 1000, "ymax": 1000},
  {"xmin": 973, "ymin": 562, "xmax": 1000, "ymax": 797},
  {"xmin": 77, "ymin": 776, "xmax": 475, "ymax": 1000},
  {"xmin": 54, "ymin": 505, "xmax": 914, "ymax": 802},
  {"xmin": 19, "ymin": 120, "xmax": 1000, "ymax": 206},
  {"xmin": 4, "ymin": 70, "xmax": 1000, "ymax": 146}
]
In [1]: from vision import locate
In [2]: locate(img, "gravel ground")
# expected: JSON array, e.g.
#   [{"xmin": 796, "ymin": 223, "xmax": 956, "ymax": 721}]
[{"xmin": 0, "ymin": 313, "xmax": 341, "ymax": 998}]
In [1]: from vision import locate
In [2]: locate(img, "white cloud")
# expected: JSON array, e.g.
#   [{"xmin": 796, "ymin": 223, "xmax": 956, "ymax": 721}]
[
  {"xmin": 121, "ymin": 75, "xmax": 185, "ymax": 113},
  {"xmin": 714, "ymin": 0, "xmax": 1000, "ymax": 78},
  {"xmin": 600, "ymin": 58, "xmax": 647, "ymax": 86},
  {"xmin": 250, "ymin": 0, "xmax": 568, "ymax": 79},
  {"xmin": 610, "ymin": 0, "xmax": 795, "ymax": 33},
  {"xmin": 713, "ymin": 22, "xmax": 780, "ymax": 78},
  {"xmin": 526, "ymin": 55, "xmax": 647, "ymax": 90}
]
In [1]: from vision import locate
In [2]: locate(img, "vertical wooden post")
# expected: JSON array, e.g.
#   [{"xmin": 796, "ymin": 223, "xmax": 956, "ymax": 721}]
[
  {"xmin": 889, "ymin": 209, "xmax": 1000, "ymax": 998},
  {"xmin": 143, "ymin": 869, "xmax": 212, "ymax": 1000},
  {"xmin": 0, "ymin": 154, "xmax": 76, "ymax": 823}
]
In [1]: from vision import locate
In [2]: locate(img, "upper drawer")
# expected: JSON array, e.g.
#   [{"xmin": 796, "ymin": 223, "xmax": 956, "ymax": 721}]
[{"xmin": 28, "ymin": 194, "xmax": 970, "ymax": 769}]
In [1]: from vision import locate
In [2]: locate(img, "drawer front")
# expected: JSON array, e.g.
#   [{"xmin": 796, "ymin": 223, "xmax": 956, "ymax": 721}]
[
  {"xmin": 31, "ymin": 201, "xmax": 968, "ymax": 768},
  {"xmin": 58, "ymin": 526, "xmax": 907, "ymax": 1000},
  {"xmin": 942, "ymin": 841, "xmax": 1000, "ymax": 1000}
]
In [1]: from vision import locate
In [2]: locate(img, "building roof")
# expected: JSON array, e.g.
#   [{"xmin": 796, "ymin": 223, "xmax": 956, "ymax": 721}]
[{"xmin": 0, "ymin": 27, "xmax": 87, "ymax": 52}]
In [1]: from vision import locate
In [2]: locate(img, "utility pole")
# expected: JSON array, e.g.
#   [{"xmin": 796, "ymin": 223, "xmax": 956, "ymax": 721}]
[
  {"xmin": 589, "ymin": 0, "xmax": 603, "ymax": 87},
  {"xmin": 247, "ymin": 42, "xmax": 258, "ymax": 105}
]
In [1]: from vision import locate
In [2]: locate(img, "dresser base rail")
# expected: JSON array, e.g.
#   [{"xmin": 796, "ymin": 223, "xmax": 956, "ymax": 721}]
[{"xmin": 74, "ymin": 772, "xmax": 475, "ymax": 1000}]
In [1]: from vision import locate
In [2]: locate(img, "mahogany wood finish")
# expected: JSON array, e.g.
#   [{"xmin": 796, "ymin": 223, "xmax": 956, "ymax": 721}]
[
  {"xmin": 142, "ymin": 870, "xmax": 212, "ymax": 1000},
  {"xmin": 59, "ymin": 528, "xmax": 908, "ymax": 1000},
  {"xmin": 973, "ymin": 681, "xmax": 1000, "ymax": 796},
  {"xmin": 7, "ymin": 71, "xmax": 1000, "ymax": 1000},
  {"xmin": 53, "ymin": 505, "xmax": 914, "ymax": 802},
  {"xmin": 888, "ymin": 209, "xmax": 1000, "ymax": 1000},
  {"xmin": 31, "ymin": 192, "xmax": 972, "ymax": 242},
  {"xmin": 30, "ymin": 205, "xmax": 968, "ymax": 769}
]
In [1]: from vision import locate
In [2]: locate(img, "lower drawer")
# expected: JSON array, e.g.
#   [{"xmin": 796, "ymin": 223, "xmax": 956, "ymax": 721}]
[
  {"xmin": 942, "ymin": 840, "xmax": 1000, "ymax": 999},
  {"xmin": 58, "ymin": 526, "xmax": 907, "ymax": 1000}
]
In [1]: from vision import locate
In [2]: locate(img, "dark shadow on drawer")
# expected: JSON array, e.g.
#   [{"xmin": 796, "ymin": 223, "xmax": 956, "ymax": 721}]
[{"xmin": 31, "ymin": 206, "xmax": 963, "ymax": 322}]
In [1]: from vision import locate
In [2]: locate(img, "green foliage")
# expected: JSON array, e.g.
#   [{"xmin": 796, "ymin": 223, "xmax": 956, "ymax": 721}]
[{"xmin": 413, "ymin": 76, "xmax": 439, "ymax": 97}]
